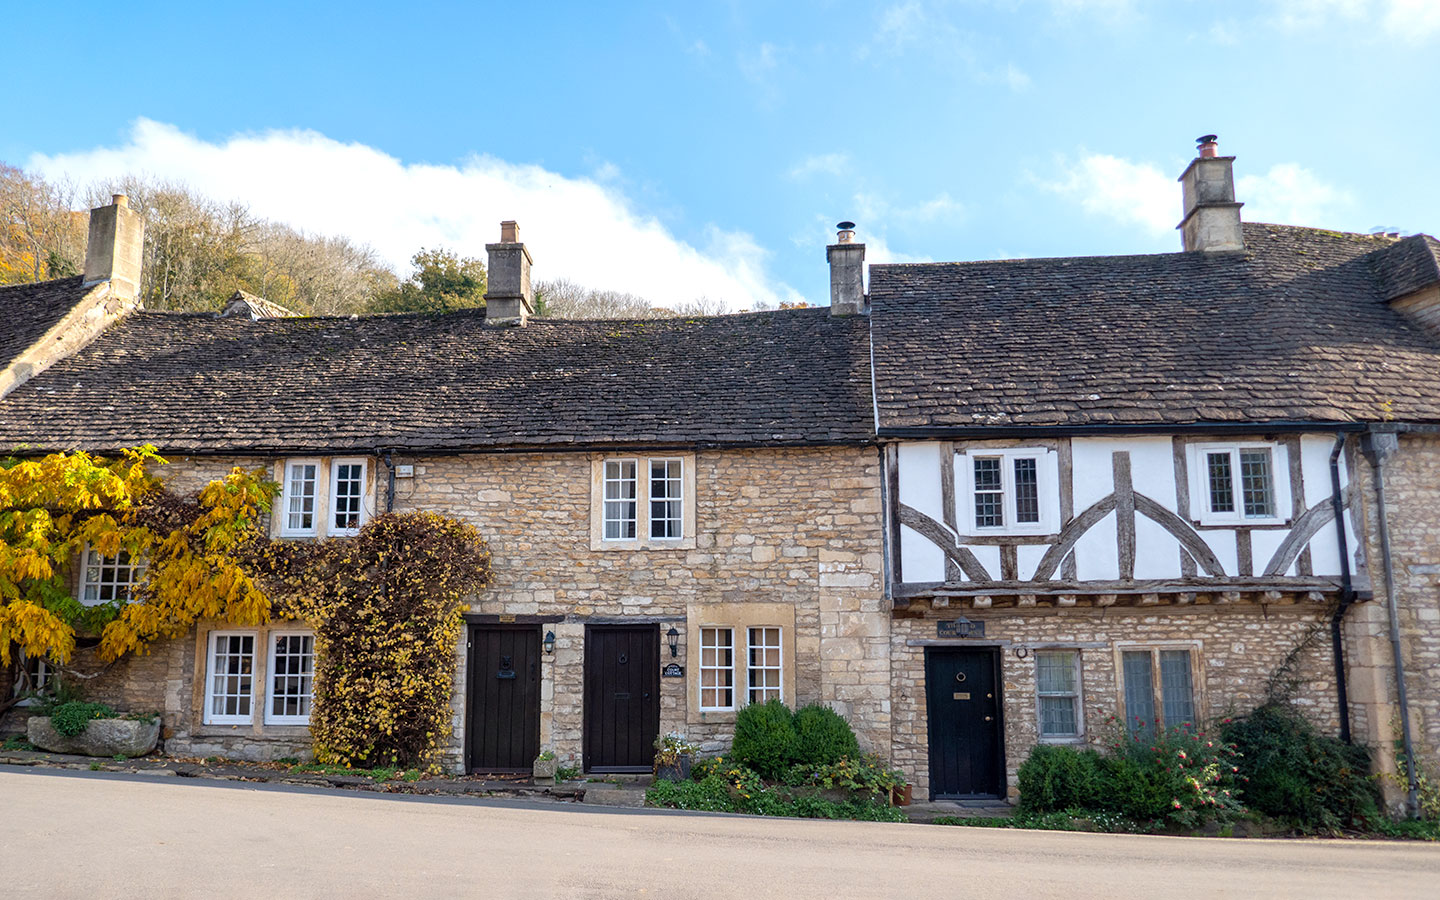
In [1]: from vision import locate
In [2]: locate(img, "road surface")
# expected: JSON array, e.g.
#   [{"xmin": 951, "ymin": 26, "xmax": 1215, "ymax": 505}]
[{"xmin": 2, "ymin": 767, "xmax": 1436, "ymax": 899}]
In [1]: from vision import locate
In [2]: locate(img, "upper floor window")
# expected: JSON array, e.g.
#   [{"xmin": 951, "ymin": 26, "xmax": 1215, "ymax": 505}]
[
  {"xmin": 80, "ymin": 546, "xmax": 147, "ymax": 606},
  {"xmin": 956, "ymin": 447, "xmax": 1059, "ymax": 535},
  {"xmin": 279, "ymin": 458, "xmax": 370, "ymax": 538},
  {"xmin": 592, "ymin": 454, "xmax": 696, "ymax": 550},
  {"xmin": 1188, "ymin": 442, "xmax": 1290, "ymax": 526}
]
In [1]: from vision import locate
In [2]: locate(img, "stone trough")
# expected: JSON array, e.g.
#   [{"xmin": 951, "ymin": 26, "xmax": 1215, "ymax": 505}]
[{"xmin": 27, "ymin": 716, "xmax": 161, "ymax": 758}]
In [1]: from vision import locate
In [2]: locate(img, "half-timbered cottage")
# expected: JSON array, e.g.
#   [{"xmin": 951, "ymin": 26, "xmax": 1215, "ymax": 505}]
[{"xmin": 866, "ymin": 138, "xmax": 1440, "ymax": 804}]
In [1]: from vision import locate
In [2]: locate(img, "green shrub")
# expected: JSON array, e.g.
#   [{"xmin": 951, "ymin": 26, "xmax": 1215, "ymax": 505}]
[
  {"xmin": 730, "ymin": 699, "xmax": 798, "ymax": 779},
  {"xmin": 793, "ymin": 704, "xmax": 860, "ymax": 767},
  {"xmin": 644, "ymin": 766, "xmax": 905, "ymax": 822},
  {"xmin": 48, "ymin": 701, "xmax": 117, "ymax": 737},
  {"xmin": 1101, "ymin": 719, "xmax": 1244, "ymax": 828},
  {"xmin": 1221, "ymin": 702, "xmax": 1380, "ymax": 832},
  {"xmin": 1016, "ymin": 744, "xmax": 1108, "ymax": 813},
  {"xmin": 646, "ymin": 773, "xmax": 742, "ymax": 812},
  {"xmin": 790, "ymin": 755, "xmax": 906, "ymax": 799}
]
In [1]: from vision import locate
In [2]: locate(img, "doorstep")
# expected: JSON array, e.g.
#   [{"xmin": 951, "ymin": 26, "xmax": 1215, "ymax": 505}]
[{"xmin": 904, "ymin": 799, "xmax": 1014, "ymax": 823}]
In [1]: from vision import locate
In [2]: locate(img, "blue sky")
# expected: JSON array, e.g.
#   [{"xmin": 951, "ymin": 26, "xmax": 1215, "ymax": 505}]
[{"xmin": 7, "ymin": 1, "xmax": 1439, "ymax": 308}]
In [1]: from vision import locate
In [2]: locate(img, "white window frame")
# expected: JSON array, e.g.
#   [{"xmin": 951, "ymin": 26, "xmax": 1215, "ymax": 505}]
[
  {"xmin": 204, "ymin": 631, "xmax": 258, "ymax": 726},
  {"xmin": 1187, "ymin": 442, "xmax": 1291, "ymax": 526},
  {"xmin": 264, "ymin": 630, "xmax": 316, "ymax": 725},
  {"xmin": 1035, "ymin": 649, "xmax": 1084, "ymax": 742},
  {"xmin": 327, "ymin": 457, "xmax": 369, "ymax": 536},
  {"xmin": 648, "ymin": 457, "xmax": 685, "ymax": 541},
  {"xmin": 698, "ymin": 626, "xmax": 735, "ymax": 712},
  {"xmin": 78, "ymin": 544, "xmax": 148, "ymax": 607},
  {"xmin": 13, "ymin": 649, "xmax": 54, "ymax": 707},
  {"xmin": 746, "ymin": 626, "xmax": 783, "ymax": 706},
  {"xmin": 955, "ymin": 447, "xmax": 1060, "ymax": 536},
  {"xmin": 602, "ymin": 458, "xmax": 640, "ymax": 541},
  {"xmin": 280, "ymin": 458, "xmax": 322, "ymax": 537}
]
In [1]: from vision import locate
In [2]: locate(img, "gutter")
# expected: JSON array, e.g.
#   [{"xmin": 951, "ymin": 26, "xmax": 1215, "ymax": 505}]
[
  {"xmin": 1361, "ymin": 431, "xmax": 1422, "ymax": 819},
  {"xmin": 877, "ymin": 421, "xmax": 1372, "ymax": 440},
  {"xmin": 1327, "ymin": 432, "xmax": 1355, "ymax": 744},
  {"xmin": 379, "ymin": 449, "xmax": 396, "ymax": 513}
]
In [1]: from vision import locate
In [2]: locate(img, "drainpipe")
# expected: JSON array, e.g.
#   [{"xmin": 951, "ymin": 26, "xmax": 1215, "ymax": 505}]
[
  {"xmin": 1327, "ymin": 433, "xmax": 1355, "ymax": 744},
  {"xmin": 379, "ymin": 449, "xmax": 396, "ymax": 513},
  {"xmin": 1361, "ymin": 431, "xmax": 1421, "ymax": 819}
]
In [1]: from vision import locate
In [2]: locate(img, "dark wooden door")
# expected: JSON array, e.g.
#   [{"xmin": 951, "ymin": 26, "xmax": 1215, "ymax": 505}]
[
  {"xmin": 925, "ymin": 648, "xmax": 1005, "ymax": 799},
  {"xmin": 584, "ymin": 625, "xmax": 660, "ymax": 773},
  {"xmin": 467, "ymin": 626, "xmax": 541, "ymax": 773}
]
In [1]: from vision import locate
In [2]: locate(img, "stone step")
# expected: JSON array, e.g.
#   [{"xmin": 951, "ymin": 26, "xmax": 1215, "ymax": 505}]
[{"xmin": 581, "ymin": 786, "xmax": 648, "ymax": 808}]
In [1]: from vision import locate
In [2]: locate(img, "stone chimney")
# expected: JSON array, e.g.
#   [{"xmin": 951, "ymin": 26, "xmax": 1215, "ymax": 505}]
[
  {"xmin": 827, "ymin": 221, "xmax": 867, "ymax": 315},
  {"xmin": 483, "ymin": 220, "xmax": 533, "ymax": 326},
  {"xmin": 83, "ymin": 194, "xmax": 145, "ymax": 301},
  {"xmin": 1177, "ymin": 136, "xmax": 1244, "ymax": 253}
]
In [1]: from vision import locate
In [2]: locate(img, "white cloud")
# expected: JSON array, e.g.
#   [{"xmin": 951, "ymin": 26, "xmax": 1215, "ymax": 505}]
[
  {"xmin": 28, "ymin": 119, "xmax": 799, "ymax": 311},
  {"xmin": 1237, "ymin": 163, "xmax": 1352, "ymax": 225},
  {"xmin": 788, "ymin": 153, "xmax": 851, "ymax": 180},
  {"xmin": 1270, "ymin": 0, "xmax": 1440, "ymax": 40},
  {"xmin": 1034, "ymin": 153, "xmax": 1177, "ymax": 234},
  {"xmin": 1037, "ymin": 152, "xmax": 1351, "ymax": 234}
]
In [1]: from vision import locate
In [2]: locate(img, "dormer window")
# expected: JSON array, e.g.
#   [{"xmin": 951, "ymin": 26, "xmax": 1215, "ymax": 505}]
[{"xmin": 956, "ymin": 447, "xmax": 1059, "ymax": 535}]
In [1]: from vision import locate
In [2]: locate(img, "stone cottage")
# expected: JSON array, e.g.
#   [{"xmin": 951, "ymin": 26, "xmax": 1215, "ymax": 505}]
[
  {"xmin": 0, "ymin": 211, "xmax": 890, "ymax": 774},
  {"xmin": 864, "ymin": 137, "xmax": 1440, "ymax": 809}
]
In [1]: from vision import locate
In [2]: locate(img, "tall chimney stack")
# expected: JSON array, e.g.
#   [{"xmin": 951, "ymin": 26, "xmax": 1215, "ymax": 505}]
[
  {"xmin": 484, "ymin": 219, "xmax": 533, "ymax": 326},
  {"xmin": 1177, "ymin": 135, "xmax": 1244, "ymax": 253},
  {"xmin": 83, "ymin": 194, "xmax": 145, "ymax": 301},
  {"xmin": 827, "ymin": 221, "xmax": 867, "ymax": 316}
]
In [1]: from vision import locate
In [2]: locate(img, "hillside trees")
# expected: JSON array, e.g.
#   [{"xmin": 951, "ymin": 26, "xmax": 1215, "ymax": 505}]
[
  {"xmin": 0, "ymin": 163, "xmax": 86, "ymax": 284},
  {"xmin": 368, "ymin": 247, "xmax": 487, "ymax": 313}
]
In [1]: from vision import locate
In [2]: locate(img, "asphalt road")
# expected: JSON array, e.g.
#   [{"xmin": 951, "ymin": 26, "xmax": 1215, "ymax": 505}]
[{"xmin": 2, "ymin": 767, "xmax": 1437, "ymax": 899}]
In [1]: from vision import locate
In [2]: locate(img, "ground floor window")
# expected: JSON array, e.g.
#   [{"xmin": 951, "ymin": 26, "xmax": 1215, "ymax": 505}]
[
  {"xmin": 1035, "ymin": 649, "xmax": 1082, "ymax": 740},
  {"xmin": 699, "ymin": 627, "xmax": 734, "ymax": 711},
  {"xmin": 1120, "ymin": 647, "xmax": 1197, "ymax": 733},
  {"xmin": 12, "ymin": 650, "xmax": 54, "ymax": 704},
  {"xmin": 203, "ymin": 627, "xmax": 315, "ymax": 727},
  {"xmin": 747, "ymin": 627, "xmax": 783, "ymax": 705}
]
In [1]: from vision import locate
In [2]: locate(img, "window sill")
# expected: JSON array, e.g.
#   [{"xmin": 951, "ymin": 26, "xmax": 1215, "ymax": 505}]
[
  {"xmin": 591, "ymin": 536, "xmax": 697, "ymax": 552},
  {"xmin": 193, "ymin": 723, "xmax": 311, "ymax": 737},
  {"xmin": 1191, "ymin": 517, "xmax": 1290, "ymax": 530},
  {"xmin": 1038, "ymin": 736, "xmax": 1087, "ymax": 745}
]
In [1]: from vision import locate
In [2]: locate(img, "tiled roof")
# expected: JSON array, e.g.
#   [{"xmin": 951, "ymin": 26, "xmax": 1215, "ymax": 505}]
[
  {"xmin": 0, "ymin": 307, "xmax": 874, "ymax": 453},
  {"xmin": 869, "ymin": 223, "xmax": 1440, "ymax": 432},
  {"xmin": 0, "ymin": 276, "xmax": 90, "ymax": 369},
  {"xmin": 1369, "ymin": 234, "xmax": 1440, "ymax": 301}
]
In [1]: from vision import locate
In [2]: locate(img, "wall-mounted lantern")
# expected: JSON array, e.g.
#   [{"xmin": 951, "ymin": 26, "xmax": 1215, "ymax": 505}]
[
  {"xmin": 666, "ymin": 626, "xmax": 680, "ymax": 658},
  {"xmin": 543, "ymin": 630, "xmax": 556, "ymax": 655}
]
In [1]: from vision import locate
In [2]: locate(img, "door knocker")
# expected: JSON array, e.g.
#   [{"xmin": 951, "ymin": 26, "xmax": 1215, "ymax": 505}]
[
  {"xmin": 618, "ymin": 653, "xmax": 629, "ymax": 665},
  {"xmin": 955, "ymin": 672, "xmax": 967, "ymax": 683}
]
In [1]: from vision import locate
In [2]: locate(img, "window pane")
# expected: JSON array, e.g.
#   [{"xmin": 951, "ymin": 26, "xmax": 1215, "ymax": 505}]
[
  {"xmin": 603, "ymin": 460, "xmax": 637, "ymax": 540},
  {"xmin": 1040, "ymin": 696, "xmax": 1078, "ymax": 738},
  {"xmin": 1206, "ymin": 452, "xmax": 1234, "ymax": 513},
  {"xmin": 332, "ymin": 463, "xmax": 364, "ymax": 532},
  {"xmin": 79, "ymin": 546, "xmax": 148, "ymax": 607},
  {"xmin": 1122, "ymin": 651, "xmax": 1155, "ymax": 734},
  {"xmin": 1013, "ymin": 457, "xmax": 1040, "ymax": 524},
  {"xmin": 974, "ymin": 457, "xmax": 1004, "ymax": 528},
  {"xmin": 1036, "ymin": 651, "xmax": 1076, "ymax": 694},
  {"xmin": 1160, "ymin": 650, "xmax": 1195, "ymax": 727},
  {"xmin": 747, "ymin": 627, "xmax": 782, "ymax": 705},
  {"xmin": 286, "ymin": 463, "xmax": 318, "ymax": 532},
  {"xmin": 1239, "ymin": 450, "xmax": 1275, "ymax": 518},
  {"xmin": 649, "ymin": 459, "xmax": 683, "ymax": 539},
  {"xmin": 270, "ymin": 633, "xmax": 315, "ymax": 721},
  {"xmin": 700, "ymin": 627, "xmax": 734, "ymax": 709}
]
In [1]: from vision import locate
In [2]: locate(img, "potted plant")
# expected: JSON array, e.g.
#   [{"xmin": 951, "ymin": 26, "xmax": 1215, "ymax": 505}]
[
  {"xmin": 533, "ymin": 749, "xmax": 558, "ymax": 784},
  {"xmin": 653, "ymin": 732, "xmax": 699, "ymax": 782}
]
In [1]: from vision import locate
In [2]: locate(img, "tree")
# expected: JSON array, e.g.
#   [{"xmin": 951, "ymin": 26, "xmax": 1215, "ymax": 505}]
[
  {"xmin": 0, "ymin": 163, "xmax": 86, "ymax": 285},
  {"xmin": 250, "ymin": 223, "xmax": 397, "ymax": 316},
  {"xmin": 369, "ymin": 247, "xmax": 486, "ymax": 314},
  {"xmin": 533, "ymin": 277, "xmax": 671, "ymax": 319}
]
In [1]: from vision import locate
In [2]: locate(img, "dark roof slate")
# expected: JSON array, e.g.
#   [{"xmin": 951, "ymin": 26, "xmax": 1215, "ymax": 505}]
[
  {"xmin": 870, "ymin": 223, "xmax": 1440, "ymax": 432},
  {"xmin": 0, "ymin": 276, "xmax": 90, "ymax": 369},
  {"xmin": 0, "ymin": 306, "xmax": 874, "ymax": 453},
  {"xmin": 1370, "ymin": 234, "xmax": 1440, "ymax": 301}
]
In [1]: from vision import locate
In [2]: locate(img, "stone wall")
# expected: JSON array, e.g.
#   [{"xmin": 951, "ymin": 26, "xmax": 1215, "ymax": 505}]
[
  {"xmin": 890, "ymin": 602, "xmax": 1337, "ymax": 801},
  {"xmin": 1349, "ymin": 434, "xmax": 1440, "ymax": 809},
  {"xmin": 10, "ymin": 447, "xmax": 889, "ymax": 770}
]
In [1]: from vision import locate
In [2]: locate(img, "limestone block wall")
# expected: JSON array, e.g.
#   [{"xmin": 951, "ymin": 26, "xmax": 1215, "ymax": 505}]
[
  {"xmin": 396, "ymin": 446, "xmax": 889, "ymax": 772},
  {"xmin": 891, "ymin": 604, "xmax": 1336, "ymax": 801},
  {"xmin": 1349, "ymin": 434, "xmax": 1440, "ymax": 802}
]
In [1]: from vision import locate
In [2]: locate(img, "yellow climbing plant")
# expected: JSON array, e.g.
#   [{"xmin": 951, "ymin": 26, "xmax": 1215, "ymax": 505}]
[{"xmin": 0, "ymin": 446, "xmax": 276, "ymax": 666}]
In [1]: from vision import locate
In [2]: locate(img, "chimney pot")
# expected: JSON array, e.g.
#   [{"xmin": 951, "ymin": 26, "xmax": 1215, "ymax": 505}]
[
  {"xmin": 112, "ymin": 193, "xmax": 129, "ymax": 208},
  {"xmin": 484, "ymin": 219, "xmax": 533, "ymax": 326},
  {"xmin": 1197, "ymin": 134, "xmax": 1219, "ymax": 159},
  {"xmin": 827, "ymin": 222, "xmax": 866, "ymax": 316}
]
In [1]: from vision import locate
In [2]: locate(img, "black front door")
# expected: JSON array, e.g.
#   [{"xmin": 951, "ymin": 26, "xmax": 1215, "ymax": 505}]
[
  {"xmin": 467, "ymin": 625, "xmax": 541, "ymax": 773},
  {"xmin": 584, "ymin": 625, "xmax": 660, "ymax": 773},
  {"xmin": 925, "ymin": 648, "xmax": 1005, "ymax": 799}
]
